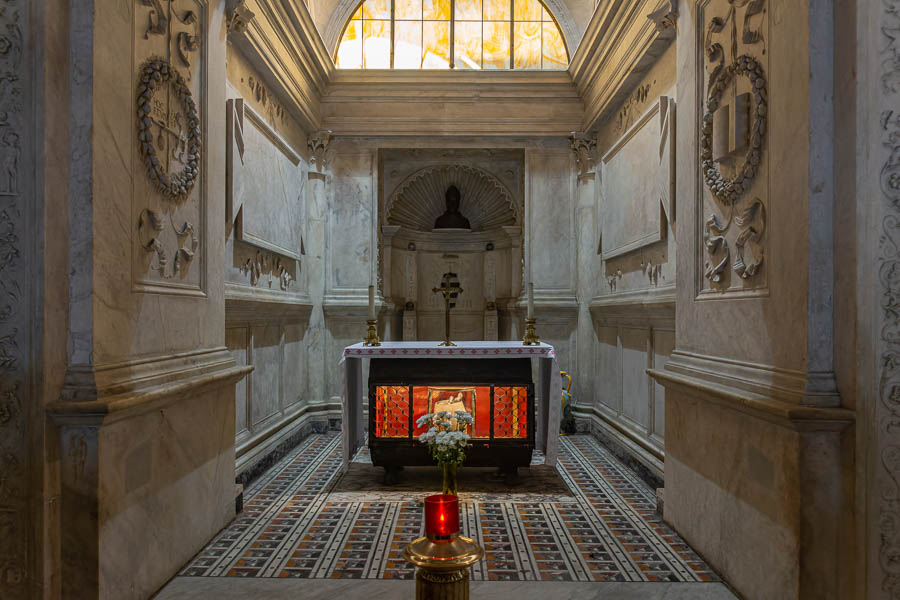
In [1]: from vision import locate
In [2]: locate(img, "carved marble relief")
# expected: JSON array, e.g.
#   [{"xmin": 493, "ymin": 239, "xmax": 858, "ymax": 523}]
[
  {"xmin": 878, "ymin": 1, "xmax": 900, "ymax": 595},
  {"xmin": 0, "ymin": 0, "xmax": 28, "ymax": 595},
  {"xmin": 698, "ymin": 0, "xmax": 767, "ymax": 293},
  {"xmin": 238, "ymin": 246, "xmax": 295, "ymax": 290},
  {"xmin": 248, "ymin": 75, "xmax": 285, "ymax": 126},
  {"xmin": 133, "ymin": 0, "xmax": 206, "ymax": 293}
]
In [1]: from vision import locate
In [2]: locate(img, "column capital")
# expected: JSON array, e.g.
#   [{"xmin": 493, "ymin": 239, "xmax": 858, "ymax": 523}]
[
  {"xmin": 569, "ymin": 132, "xmax": 598, "ymax": 177},
  {"xmin": 226, "ymin": 0, "xmax": 256, "ymax": 34},
  {"xmin": 647, "ymin": 0, "xmax": 677, "ymax": 33}
]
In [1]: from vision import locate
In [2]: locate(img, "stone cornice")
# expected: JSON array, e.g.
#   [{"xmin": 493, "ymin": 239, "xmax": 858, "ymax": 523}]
[
  {"xmin": 648, "ymin": 367, "xmax": 854, "ymax": 432},
  {"xmin": 321, "ymin": 71, "xmax": 583, "ymax": 137},
  {"xmin": 589, "ymin": 286, "xmax": 676, "ymax": 327},
  {"xmin": 53, "ymin": 348, "xmax": 252, "ymax": 425},
  {"xmin": 231, "ymin": 0, "xmax": 334, "ymax": 134},
  {"xmin": 225, "ymin": 283, "xmax": 314, "ymax": 324},
  {"xmin": 569, "ymin": 0, "xmax": 676, "ymax": 132}
]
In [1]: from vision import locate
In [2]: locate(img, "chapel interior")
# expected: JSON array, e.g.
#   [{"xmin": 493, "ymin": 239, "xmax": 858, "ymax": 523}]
[{"xmin": 4, "ymin": 0, "xmax": 892, "ymax": 598}]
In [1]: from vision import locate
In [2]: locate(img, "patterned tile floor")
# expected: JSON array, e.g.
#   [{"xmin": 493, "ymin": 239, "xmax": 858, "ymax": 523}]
[{"xmin": 180, "ymin": 433, "xmax": 719, "ymax": 582}]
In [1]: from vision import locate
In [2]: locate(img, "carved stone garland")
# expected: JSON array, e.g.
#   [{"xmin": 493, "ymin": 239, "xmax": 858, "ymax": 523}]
[
  {"xmin": 136, "ymin": 56, "xmax": 201, "ymax": 200},
  {"xmin": 701, "ymin": 54, "xmax": 767, "ymax": 205}
]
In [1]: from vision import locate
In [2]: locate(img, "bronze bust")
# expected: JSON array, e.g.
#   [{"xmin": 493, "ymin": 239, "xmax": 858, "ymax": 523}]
[{"xmin": 433, "ymin": 186, "xmax": 471, "ymax": 230}]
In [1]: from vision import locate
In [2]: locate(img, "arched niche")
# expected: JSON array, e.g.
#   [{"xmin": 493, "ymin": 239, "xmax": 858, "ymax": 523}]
[{"xmin": 379, "ymin": 163, "xmax": 524, "ymax": 342}]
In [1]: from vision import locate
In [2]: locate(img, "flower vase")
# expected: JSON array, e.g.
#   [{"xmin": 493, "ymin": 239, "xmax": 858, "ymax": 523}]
[{"xmin": 441, "ymin": 463, "xmax": 458, "ymax": 496}]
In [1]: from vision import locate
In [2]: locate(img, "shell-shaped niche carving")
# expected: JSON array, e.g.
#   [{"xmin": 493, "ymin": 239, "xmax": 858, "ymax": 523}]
[{"xmin": 386, "ymin": 165, "xmax": 519, "ymax": 232}]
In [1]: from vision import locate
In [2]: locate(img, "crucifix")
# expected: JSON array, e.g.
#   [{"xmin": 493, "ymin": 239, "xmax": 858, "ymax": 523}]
[{"xmin": 432, "ymin": 272, "xmax": 463, "ymax": 347}]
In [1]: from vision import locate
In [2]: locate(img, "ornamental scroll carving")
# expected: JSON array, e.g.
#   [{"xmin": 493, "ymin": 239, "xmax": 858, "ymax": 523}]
[
  {"xmin": 0, "ymin": 0, "xmax": 28, "ymax": 595},
  {"xmin": 878, "ymin": 2, "xmax": 900, "ymax": 596},
  {"xmin": 699, "ymin": 0, "xmax": 768, "ymax": 292},
  {"xmin": 133, "ymin": 0, "xmax": 205, "ymax": 292}
]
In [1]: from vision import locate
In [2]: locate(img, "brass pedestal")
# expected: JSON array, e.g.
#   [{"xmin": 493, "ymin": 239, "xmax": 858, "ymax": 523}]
[
  {"xmin": 403, "ymin": 535, "xmax": 483, "ymax": 600},
  {"xmin": 363, "ymin": 319, "xmax": 381, "ymax": 346},
  {"xmin": 522, "ymin": 318, "xmax": 540, "ymax": 345}
]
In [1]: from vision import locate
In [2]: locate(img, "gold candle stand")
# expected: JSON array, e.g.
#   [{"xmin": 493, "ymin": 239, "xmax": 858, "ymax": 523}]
[
  {"xmin": 404, "ymin": 534, "xmax": 483, "ymax": 600},
  {"xmin": 363, "ymin": 319, "xmax": 381, "ymax": 346},
  {"xmin": 522, "ymin": 317, "xmax": 540, "ymax": 345}
]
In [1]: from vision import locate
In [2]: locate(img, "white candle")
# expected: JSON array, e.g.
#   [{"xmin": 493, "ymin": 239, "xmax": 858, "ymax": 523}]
[
  {"xmin": 527, "ymin": 282, "xmax": 534, "ymax": 320},
  {"xmin": 368, "ymin": 285, "xmax": 376, "ymax": 321}
]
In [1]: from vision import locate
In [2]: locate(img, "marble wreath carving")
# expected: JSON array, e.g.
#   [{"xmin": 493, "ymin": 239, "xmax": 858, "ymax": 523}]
[
  {"xmin": 700, "ymin": 0, "xmax": 768, "ymax": 285},
  {"xmin": 136, "ymin": 56, "xmax": 201, "ymax": 200}
]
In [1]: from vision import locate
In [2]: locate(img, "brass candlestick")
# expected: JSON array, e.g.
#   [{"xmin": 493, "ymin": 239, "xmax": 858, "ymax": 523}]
[
  {"xmin": 363, "ymin": 319, "xmax": 381, "ymax": 346},
  {"xmin": 522, "ymin": 318, "xmax": 540, "ymax": 345},
  {"xmin": 404, "ymin": 534, "xmax": 483, "ymax": 600}
]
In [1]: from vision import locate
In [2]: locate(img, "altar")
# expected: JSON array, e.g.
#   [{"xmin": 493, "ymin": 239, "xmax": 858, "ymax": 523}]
[{"xmin": 339, "ymin": 341, "xmax": 563, "ymax": 472}]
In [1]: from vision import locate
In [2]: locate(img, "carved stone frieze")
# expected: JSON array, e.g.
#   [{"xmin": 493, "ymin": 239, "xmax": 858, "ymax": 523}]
[
  {"xmin": 569, "ymin": 132, "xmax": 597, "ymax": 177},
  {"xmin": 698, "ymin": 0, "xmax": 768, "ymax": 292},
  {"xmin": 0, "ymin": 0, "xmax": 28, "ymax": 595},
  {"xmin": 877, "ymin": 2, "xmax": 900, "ymax": 596},
  {"xmin": 238, "ymin": 246, "xmax": 296, "ymax": 291},
  {"xmin": 248, "ymin": 75, "xmax": 285, "ymax": 125},
  {"xmin": 133, "ymin": 0, "xmax": 205, "ymax": 293},
  {"xmin": 616, "ymin": 84, "xmax": 650, "ymax": 134}
]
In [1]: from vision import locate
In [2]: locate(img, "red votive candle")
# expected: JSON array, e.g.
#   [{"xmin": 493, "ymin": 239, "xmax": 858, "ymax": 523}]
[{"xmin": 424, "ymin": 494, "xmax": 460, "ymax": 539}]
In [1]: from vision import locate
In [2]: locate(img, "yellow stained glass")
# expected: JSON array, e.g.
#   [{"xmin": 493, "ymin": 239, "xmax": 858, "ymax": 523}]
[
  {"xmin": 352, "ymin": 6, "xmax": 363, "ymax": 19},
  {"xmin": 423, "ymin": 21, "xmax": 450, "ymax": 68},
  {"xmin": 395, "ymin": 21, "xmax": 423, "ymax": 67},
  {"xmin": 423, "ymin": 0, "xmax": 451, "ymax": 20},
  {"xmin": 513, "ymin": 21, "xmax": 541, "ymax": 69},
  {"xmin": 541, "ymin": 7, "xmax": 551, "ymax": 21},
  {"xmin": 483, "ymin": 0, "xmax": 510, "ymax": 20},
  {"xmin": 362, "ymin": 0, "xmax": 390, "ymax": 20},
  {"xmin": 363, "ymin": 20, "xmax": 391, "ymax": 68},
  {"xmin": 395, "ymin": 0, "xmax": 422, "ymax": 20},
  {"xmin": 337, "ymin": 20, "xmax": 363, "ymax": 69},
  {"xmin": 454, "ymin": 21, "xmax": 482, "ymax": 68},
  {"xmin": 514, "ymin": 0, "xmax": 542, "ymax": 22},
  {"xmin": 454, "ymin": 0, "xmax": 482, "ymax": 20},
  {"xmin": 542, "ymin": 21, "xmax": 567, "ymax": 69},
  {"xmin": 482, "ymin": 21, "xmax": 510, "ymax": 69}
]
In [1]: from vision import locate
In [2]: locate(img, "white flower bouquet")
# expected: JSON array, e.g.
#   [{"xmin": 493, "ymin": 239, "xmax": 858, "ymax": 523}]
[{"xmin": 416, "ymin": 410, "xmax": 474, "ymax": 466}]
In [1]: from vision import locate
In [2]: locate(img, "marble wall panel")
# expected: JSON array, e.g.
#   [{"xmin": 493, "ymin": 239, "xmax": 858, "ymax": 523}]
[
  {"xmin": 595, "ymin": 325, "xmax": 620, "ymax": 412},
  {"xmin": 328, "ymin": 149, "xmax": 373, "ymax": 292},
  {"xmin": 620, "ymin": 327, "xmax": 649, "ymax": 431},
  {"xmin": 250, "ymin": 324, "xmax": 283, "ymax": 429},
  {"xmin": 599, "ymin": 97, "xmax": 672, "ymax": 259},
  {"xmin": 227, "ymin": 327, "xmax": 251, "ymax": 437},
  {"xmin": 283, "ymin": 323, "xmax": 305, "ymax": 409},
  {"xmin": 528, "ymin": 149, "xmax": 575, "ymax": 294},
  {"xmin": 651, "ymin": 328, "xmax": 674, "ymax": 439},
  {"xmin": 231, "ymin": 103, "xmax": 307, "ymax": 260}
]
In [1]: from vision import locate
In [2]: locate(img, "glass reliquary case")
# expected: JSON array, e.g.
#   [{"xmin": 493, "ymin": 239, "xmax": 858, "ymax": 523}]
[{"xmin": 367, "ymin": 358, "xmax": 535, "ymax": 479}]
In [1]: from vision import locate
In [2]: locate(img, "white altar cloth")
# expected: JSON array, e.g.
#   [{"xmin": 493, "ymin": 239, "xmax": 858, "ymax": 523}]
[{"xmin": 339, "ymin": 341, "xmax": 563, "ymax": 471}]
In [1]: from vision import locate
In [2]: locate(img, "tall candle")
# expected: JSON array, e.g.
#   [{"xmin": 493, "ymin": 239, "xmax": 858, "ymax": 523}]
[
  {"xmin": 527, "ymin": 282, "xmax": 534, "ymax": 320},
  {"xmin": 368, "ymin": 284, "xmax": 376, "ymax": 321}
]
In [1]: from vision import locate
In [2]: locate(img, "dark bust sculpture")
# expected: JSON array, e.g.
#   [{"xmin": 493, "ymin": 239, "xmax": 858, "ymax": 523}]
[{"xmin": 433, "ymin": 185, "xmax": 471, "ymax": 230}]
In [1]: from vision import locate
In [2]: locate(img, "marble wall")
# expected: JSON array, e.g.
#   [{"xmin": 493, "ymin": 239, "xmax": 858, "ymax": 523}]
[{"xmin": 573, "ymin": 45, "xmax": 678, "ymax": 480}]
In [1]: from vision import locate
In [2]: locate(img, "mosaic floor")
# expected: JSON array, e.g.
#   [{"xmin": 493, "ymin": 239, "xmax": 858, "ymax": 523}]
[{"xmin": 180, "ymin": 433, "xmax": 719, "ymax": 582}]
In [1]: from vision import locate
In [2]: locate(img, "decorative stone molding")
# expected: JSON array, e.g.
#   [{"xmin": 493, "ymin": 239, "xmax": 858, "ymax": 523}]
[
  {"xmin": 698, "ymin": 0, "xmax": 768, "ymax": 292},
  {"xmin": 307, "ymin": 129, "xmax": 331, "ymax": 173},
  {"xmin": 0, "ymin": 0, "xmax": 28, "ymax": 591},
  {"xmin": 569, "ymin": 132, "xmax": 597, "ymax": 177},
  {"xmin": 385, "ymin": 164, "xmax": 519, "ymax": 232},
  {"xmin": 877, "ymin": 1, "xmax": 900, "ymax": 595},
  {"xmin": 226, "ymin": 0, "xmax": 255, "ymax": 33},
  {"xmin": 132, "ymin": 0, "xmax": 205, "ymax": 293},
  {"xmin": 239, "ymin": 248, "xmax": 295, "ymax": 290},
  {"xmin": 647, "ymin": 0, "xmax": 677, "ymax": 33},
  {"xmin": 248, "ymin": 75, "xmax": 285, "ymax": 125}
]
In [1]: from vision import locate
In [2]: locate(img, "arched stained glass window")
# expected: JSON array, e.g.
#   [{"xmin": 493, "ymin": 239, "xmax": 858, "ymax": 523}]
[{"xmin": 335, "ymin": 0, "xmax": 568, "ymax": 70}]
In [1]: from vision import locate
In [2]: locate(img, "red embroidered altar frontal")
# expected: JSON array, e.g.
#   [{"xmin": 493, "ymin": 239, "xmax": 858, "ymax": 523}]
[{"xmin": 374, "ymin": 385, "xmax": 528, "ymax": 439}]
